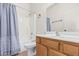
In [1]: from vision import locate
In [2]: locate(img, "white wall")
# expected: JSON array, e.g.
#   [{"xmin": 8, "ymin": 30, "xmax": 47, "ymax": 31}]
[
  {"xmin": 47, "ymin": 3, "xmax": 79, "ymax": 32},
  {"xmin": 30, "ymin": 3, "xmax": 54, "ymax": 33},
  {"xmin": 14, "ymin": 3, "xmax": 55, "ymax": 52},
  {"xmin": 15, "ymin": 3, "xmax": 50, "ymax": 52},
  {"xmin": 15, "ymin": 3, "xmax": 31, "ymax": 52}
]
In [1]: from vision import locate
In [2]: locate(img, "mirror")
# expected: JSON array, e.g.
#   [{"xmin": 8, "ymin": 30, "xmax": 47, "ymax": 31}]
[{"xmin": 46, "ymin": 3, "xmax": 79, "ymax": 32}]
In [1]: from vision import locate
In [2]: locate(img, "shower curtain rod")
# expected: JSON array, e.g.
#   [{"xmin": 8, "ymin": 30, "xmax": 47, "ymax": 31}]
[
  {"xmin": 13, "ymin": 4, "xmax": 35, "ymax": 15},
  {"xmin": 15, "ymin": 5, "xmax": 36, "ymax": 16}
]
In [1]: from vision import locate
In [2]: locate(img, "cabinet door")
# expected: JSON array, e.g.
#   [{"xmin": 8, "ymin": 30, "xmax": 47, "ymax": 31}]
[
  {"xmin": 48, "ymin": 48, "xmax": 66, "ymax": 56},
  {"xmin": 36, "ymin": 44, "xmax": 47, "ymax": 56},
  {"xmin": 41, "ymin": 38, "xmax": 59, "ymax": 50},
  {"xmin": 60, "ymin": 43, "xmax": 79, "ymax": 56},
  {"xmin": 36, "ymin": 37, "xmax": 41, "ymax": 43}
]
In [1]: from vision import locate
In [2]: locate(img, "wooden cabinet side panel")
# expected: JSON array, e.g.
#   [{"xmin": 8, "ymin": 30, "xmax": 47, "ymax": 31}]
[{"xmin": 36, "ymin": 37, "xmax": 41, "ymax": 43}]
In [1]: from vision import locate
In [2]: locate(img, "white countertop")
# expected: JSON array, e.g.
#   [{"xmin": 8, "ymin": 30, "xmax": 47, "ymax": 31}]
[{"xmin": 36, "ymin": 34, "xmax": 79, "ymax": 43}]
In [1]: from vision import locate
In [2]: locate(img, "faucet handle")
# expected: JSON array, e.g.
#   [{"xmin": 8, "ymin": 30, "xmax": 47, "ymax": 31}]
[{"xmin": 56, "ymin": 32, "xmax": 60, "ymax": 36}]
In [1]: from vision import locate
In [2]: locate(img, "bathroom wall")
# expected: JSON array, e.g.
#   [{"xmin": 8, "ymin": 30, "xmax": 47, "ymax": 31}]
[
  {"xmin": 15, "ymin": 3, "xmax": 51, "ymax": 52},
  {"xmin": 47, "ymin": 3, "xmax": 79, "ymax": 32},
  {"xmin": 15, "ymin": 3, "xmax": 31, "ymax": 52},
  {"xmin": 30, "ymin": 3, "xmax": 54, "ymax": 34}
]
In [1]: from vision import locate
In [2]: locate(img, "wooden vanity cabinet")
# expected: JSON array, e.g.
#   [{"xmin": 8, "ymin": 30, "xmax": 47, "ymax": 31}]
[
  {"xmin": 36, "ymin": 36, "xmax": 47, "ymax": 56},
  {"xmin": 36, "ymin": 37, "xmax": 41, "ymax": 43},
  {"xmin": 36, "ymin": 36, "xmax": 79, "ymax": 56},
  {"xmin": 41, "ymin": 38, "xmax": 59, "ymax": 50},
  {"xmin": 48, "ymin": 48, "xmax": 66, "ymax": 56},
  {"xmin": 60, "ymin": 42, "xmax": 79, "ymax": 56},
  {"xmin": 36, "ymin": 44, "xmax": 47, "ymax": 56}
]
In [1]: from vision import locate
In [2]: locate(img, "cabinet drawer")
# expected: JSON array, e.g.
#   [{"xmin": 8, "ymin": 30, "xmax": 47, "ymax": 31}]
[
  {"xmin": 48, "ymin": 48, "xmax": 66, "ymax": 56},
  {"xmin": 36, "ymin": 37, "xmax": 41, "ymax": 43},
  {"xmin": 61, "ymin": 43, "xmax": 79, "ymax": 56},
  {"xmin": 41, "ymin": 38, "xmax": 59, "ymax": 50}
]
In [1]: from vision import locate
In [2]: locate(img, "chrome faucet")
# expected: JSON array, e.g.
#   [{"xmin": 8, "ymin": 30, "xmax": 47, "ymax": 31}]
[{"xmin": 56, "ymin": 31, "xmax": 60, "ymax": 36}]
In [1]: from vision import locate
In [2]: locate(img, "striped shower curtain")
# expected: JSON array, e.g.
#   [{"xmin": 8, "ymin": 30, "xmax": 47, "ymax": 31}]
[{"xmin": 0, "ymin": 3, "xmax": 20, "ymax": 56}]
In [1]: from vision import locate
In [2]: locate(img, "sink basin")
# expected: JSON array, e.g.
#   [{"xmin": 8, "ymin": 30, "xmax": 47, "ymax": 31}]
[
  {"xmin": 38, "ymin": 32, "xmax": 79, "ymax": 40},
  {"xmin": 44, "ymin": 32, "xmax": 56, "ymax": 36},
  {"xmin": 45, "ymin": 34, "xmax": 56, "ymax": 36},
  {"xmin": 59, "ymin": 35, "xmax": 79, "ymax": 39}
]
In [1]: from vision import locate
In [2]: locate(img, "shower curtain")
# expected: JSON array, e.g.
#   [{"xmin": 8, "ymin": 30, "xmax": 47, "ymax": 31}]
[{"xmin": 0, "ymin": 3, "xmax": 20, "ymax": 56}]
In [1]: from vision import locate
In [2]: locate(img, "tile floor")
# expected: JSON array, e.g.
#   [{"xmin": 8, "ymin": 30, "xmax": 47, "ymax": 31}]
[{"xmin": 17, "ymin": 51, "xmax": 27, "ymax": 56}]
